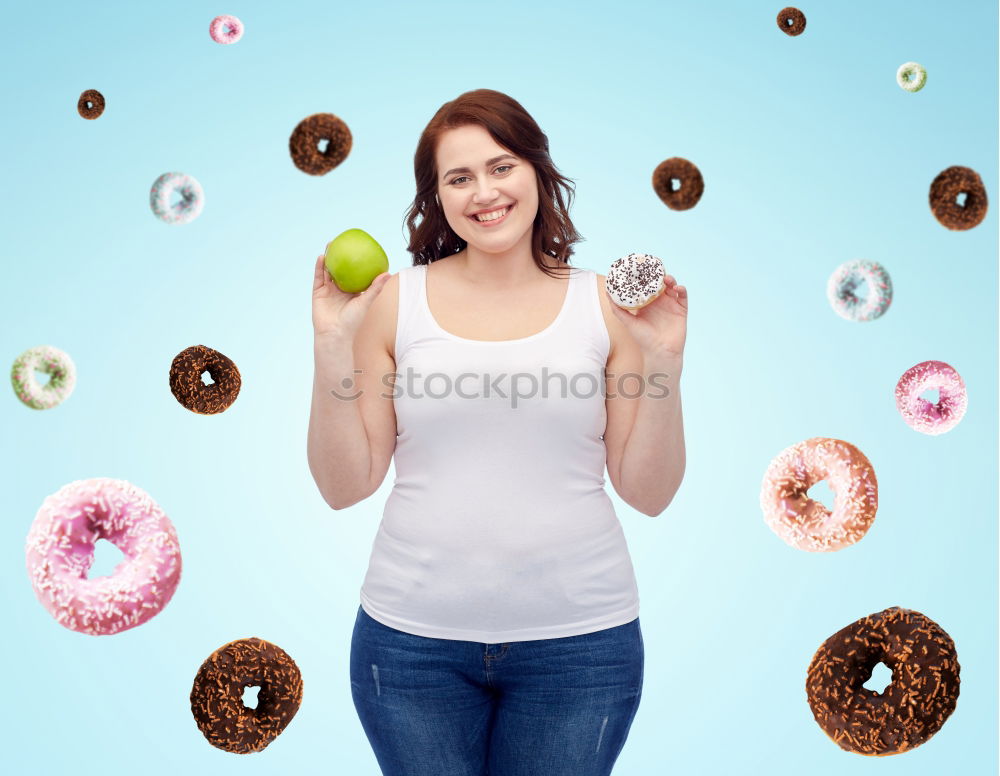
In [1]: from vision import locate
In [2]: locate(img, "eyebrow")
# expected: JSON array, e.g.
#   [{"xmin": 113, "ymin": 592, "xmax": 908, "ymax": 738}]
[{"xmin": 442, "ymin": 154, "xmax": 517, "ymax": 180}]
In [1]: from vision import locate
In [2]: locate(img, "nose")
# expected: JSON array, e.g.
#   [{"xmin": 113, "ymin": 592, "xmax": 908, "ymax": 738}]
[{"xmin": 472, "ymin": 181, "xmax": 500, "ymax": 202}]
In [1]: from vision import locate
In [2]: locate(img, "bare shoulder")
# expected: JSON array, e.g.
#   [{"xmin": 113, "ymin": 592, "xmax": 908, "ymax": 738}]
[
  {"xmin": 370, "ymin": 270, "xmax": 400, "ymax": 362},
  {"xmin": 595, "ymin": 272, "xmax": 623, "ymax": 360}
]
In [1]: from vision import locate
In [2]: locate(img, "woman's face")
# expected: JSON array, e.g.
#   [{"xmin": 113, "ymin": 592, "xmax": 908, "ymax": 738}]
[{"xmin": 435, "ymin": 124, "xmax": 539, "ymax": 252}]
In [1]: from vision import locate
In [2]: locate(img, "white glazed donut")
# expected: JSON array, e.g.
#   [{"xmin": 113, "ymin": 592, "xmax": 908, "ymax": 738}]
[
  {"xmin": 897, "ymin": 62, "xmax": 927, "ymax": 93},
  {"xmin": 605, "ymin": 253, "xmax": 666, "ymax": 310},
  {"xmin": 826, "ymin": 259, "xmax": 893, "ymax": 322},
  {"xmin": 150, "ymin": 172, "xmax": 205, "ymax": 225},
  {"xmin": 11, "ymin": 345, "xmax": 76, "ymax": 409}
]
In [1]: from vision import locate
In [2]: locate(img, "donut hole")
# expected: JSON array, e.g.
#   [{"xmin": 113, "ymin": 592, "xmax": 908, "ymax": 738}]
[
  {"xmin": 169, "ymin": 188, "xmax": 196, "ymax": 212},
  {"xmin": 669, "ymin": 177, "xmax": 681, "ymax": 191},
  {"xmin": 34, "ymin": 370, "xmax": 52, "ymax": 385},
  {"xmin": 919, "ymin": 388, "xmax": 940, "ymax": 404},
  {"xmin": 89, "ymin": 538, "xmax": 126, "ymax": 579},
  {"xmin": 862, "ymin": 661, "xmax": 893, "ymax": 694},
  {"xmin": 806, "ymin": 480, "xmax": 836, "ymax": 512},
  {"xmin": 956, "ymin": 191, "xmax": 967, "ymax": 207},
  {"xmin": 201, "ymin": 370, "xmax": 215, "ymax": 385},
  {"xmin": 317, "ymin": 137, "xmax": 330, "ymax": 155},
  {"xmin": 242, "ymin": 685, "xmax": 261, "ymax": 709},
  {"xmin": 846, "ymin": 282, "xmax": 869, "ymax": 302}
]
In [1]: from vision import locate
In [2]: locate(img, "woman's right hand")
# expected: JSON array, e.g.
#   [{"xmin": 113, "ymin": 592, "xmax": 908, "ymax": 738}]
[{"xmin": 312, "ymin": 253, "xmax": 392, "ymax": 342}]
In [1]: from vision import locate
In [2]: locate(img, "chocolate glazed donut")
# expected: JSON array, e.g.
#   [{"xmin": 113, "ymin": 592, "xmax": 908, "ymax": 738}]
[
  {"xmin": 777, "ymin": 7, "xmax": 807, "ymax": 36},
  {"xmin": 929, "ymin": 165, "xmax": 988, "ymax": 231},
  {"xmin": 806, "ymin": 607, "xmax": 960, "ymax": 756},
  {"xmin": 652, "ymin": 157, "xmax": 704, "ymax": 211},
  {"xmin": 169, "ymin": 345, "xmax": 241, "ymax": 414},
  {"xmin": 190, "ymin": 637, "xmax": 303, "ymax": 754},
  {"xmin": 289, "ymin": 112, "xmax": 353, "ymax": 175},
  {"xmin": 77, "ymin": 89, "xmax": 105, "ymax": 119}
]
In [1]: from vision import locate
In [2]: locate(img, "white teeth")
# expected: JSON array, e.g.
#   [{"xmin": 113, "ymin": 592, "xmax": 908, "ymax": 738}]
[{"xmin": 474, "ymin": 206, "xmax": 509, "ymax": 222}]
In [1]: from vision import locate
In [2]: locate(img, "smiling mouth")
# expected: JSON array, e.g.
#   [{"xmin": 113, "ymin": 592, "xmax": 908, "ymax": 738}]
[{"xmin": 468, "ymin": 203, "xmax": 515, "ymax": 224}]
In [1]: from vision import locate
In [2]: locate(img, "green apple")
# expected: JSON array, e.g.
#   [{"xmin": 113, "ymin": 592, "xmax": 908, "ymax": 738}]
[{"xmin": 324, "ymin": 228, "xmax": 389, "ymax": 293}]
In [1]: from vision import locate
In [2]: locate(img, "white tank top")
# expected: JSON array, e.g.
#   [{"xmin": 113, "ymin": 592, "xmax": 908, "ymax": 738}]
[{"xmin": 358, "ymin": 261, "xmax": 640, "ymax": 642}]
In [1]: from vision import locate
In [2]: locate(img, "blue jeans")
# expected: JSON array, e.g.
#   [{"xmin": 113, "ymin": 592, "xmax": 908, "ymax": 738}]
[{"xmin": 350, "ymin": 605, "xmax": 644, "ymax": 776}]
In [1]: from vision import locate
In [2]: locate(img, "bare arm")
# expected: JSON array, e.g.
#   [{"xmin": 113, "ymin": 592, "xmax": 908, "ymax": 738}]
[
  {"xmin": 307, "ymin": 335, "xmax": 373, "ymax": 510},
  {"xmin": 618, "ymin": 353, "xmax": 685, "ymax": 516},
  {"xmin": 307, "ymin": 252, "xmax": 391, "ymax": 510}
]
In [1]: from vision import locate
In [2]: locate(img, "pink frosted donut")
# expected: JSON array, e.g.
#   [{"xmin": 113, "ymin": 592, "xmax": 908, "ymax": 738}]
[
  {"xmin": 209, "ymin": 15, "xmax": 244, "ymax": 44},
  {"xmin": 895, "ymin": 360, "xmax": 968, "ymax": 435},
  {"xmin": 25, "ymin": 478, "xmax": 182, "ymax": 635},
  {"xmin": 760, "ymin": 437, "xmax": 879, "ymax": 552}
]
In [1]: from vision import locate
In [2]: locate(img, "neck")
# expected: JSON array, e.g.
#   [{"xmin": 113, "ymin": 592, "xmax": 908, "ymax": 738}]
[{"xmin": 457, "ymin": 239, "xmax": 561, "ymax": 289}]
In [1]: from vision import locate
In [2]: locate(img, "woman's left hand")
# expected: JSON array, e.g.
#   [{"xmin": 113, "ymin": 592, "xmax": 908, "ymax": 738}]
[{"xmin": 605, "ymin": 274, "xmax": 688, "ymax": 360}]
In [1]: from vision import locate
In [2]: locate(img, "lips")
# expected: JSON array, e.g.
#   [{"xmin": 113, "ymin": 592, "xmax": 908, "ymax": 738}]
[{"xmin": 468, "ymin": 202, "xmax": 514, "ymax": 226}]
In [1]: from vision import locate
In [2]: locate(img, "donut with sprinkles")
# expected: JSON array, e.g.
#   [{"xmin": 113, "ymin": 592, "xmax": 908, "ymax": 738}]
[
  {"xmin": 77, "ymin": 89, "xmax": 105, "ymax": 119},
  {"xmin": 929, "ymin": 165, "xmax": 988, "ymax": 231},
  {"xmin": 806, "ymin": 607, "xmax": 960, "ymax": 756},
  {"xmin": 777, "ymin": 7, "xmax": 807, "ymax": 36},
  {"xmin": 289, "ymin": 113, "xmax": 353, "ymax": 176},
  {"xmin": 169, "ymin": 345, "xmax": 242, "ymax": 414},
  {"xmin": 652, "ymin": 157, "xmax": 704, "ymax": 211},
  {"xmin": 760, "ymin": 437, "xmax": 878, "ymax": 552},
  {"xmin": 605, "ymin": 253, "xmax": 666, "ymax": 310},
  {"xmin": 25, "ymin": 477, "xmax": 182, "ymax": 635},
  {"xmin": 190, "ymin": 637, "xmax": 303, "ymax": 753}
]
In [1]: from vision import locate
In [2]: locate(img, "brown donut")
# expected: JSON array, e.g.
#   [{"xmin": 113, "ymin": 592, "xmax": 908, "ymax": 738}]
[
  {"xmin": 169, "ymin": 345, "xmax": 241, "ymax": 414},
  {"xmin": 777, "ymin": 7, "xmax": 807, "ymax": 36},
  {"xmin": 190, "ymin": 637, "xmax": 303, "ymax": 754},
  {"xmin": 289, "ymin": 112, "xmax": 353, "ymax": 175},
  {"xmin": 929, "ymin": 165, "xmax": 988, "ymax": 231},
  {"xmin": 652, "ymin": 157, "xmax": 704, "ymax": 211},
  {"xmin": 806, "ymin": 607, "xmax": 960, "ymax": 756},
  {"xmin": 77, "ymin": 89, "xmax": 105, "ymax": 120}
]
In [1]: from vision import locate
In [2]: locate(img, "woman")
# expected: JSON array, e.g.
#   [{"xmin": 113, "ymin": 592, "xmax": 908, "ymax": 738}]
[{"xmin": 308, "ymin": 89, "xmax": 687, "ymax": 775}]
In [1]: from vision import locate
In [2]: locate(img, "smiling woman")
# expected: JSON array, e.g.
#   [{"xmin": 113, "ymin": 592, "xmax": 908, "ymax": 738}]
[
  {"xmin": 322, "ymin": 88, "xmax": 660, "ymax": 776},
  {"xmin": 403, "ymin": 88, "xmax": 583, "ymax": 281}
]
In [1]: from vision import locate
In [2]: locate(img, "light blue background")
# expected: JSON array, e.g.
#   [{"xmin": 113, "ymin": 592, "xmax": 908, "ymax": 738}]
[{"xmin": 2, "ymin": 0, "xmax": 996, "ymax": 773}]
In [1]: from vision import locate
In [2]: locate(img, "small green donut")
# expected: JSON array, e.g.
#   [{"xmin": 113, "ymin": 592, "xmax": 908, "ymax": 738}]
[
  {"xmin": 897, "ymin": 62, "xmax": 927, "ymax": 93},
  {"xmin": 11, "ymin": 345, "xmax": 77, "ymax": 410}
]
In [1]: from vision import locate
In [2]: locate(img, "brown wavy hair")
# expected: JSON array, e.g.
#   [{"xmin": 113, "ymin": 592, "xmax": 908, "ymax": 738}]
[{"xmin": 403, "ymin": 89, "xmax": 584, "ymax": 280}]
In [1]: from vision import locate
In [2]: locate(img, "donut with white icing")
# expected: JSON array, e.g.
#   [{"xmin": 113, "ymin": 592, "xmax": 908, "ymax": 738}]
[{"xmin": 605, "ymin": 253, "xmax": 666, "ymax": 310}]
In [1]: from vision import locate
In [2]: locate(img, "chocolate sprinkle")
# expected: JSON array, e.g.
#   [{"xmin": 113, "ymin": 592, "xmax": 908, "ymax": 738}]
[
  {"xmin": 190, "ymin": 637, "xmax": 303, "ymax": 754},
  {"xmin": 169, "ymin": 344, "xmax": 241, "ymax": 414},
  {"xmin": 929, "ymin": 165, "xmax": 988, "ymax": 231},
  {"xmin": 652, "ymin": 157, "xmax": 704, "ymax": 211},
  {"xmin": 777, "ymin": 7, "xmax": 807, "ymax": 36},
  {"xmin": 806, "ymin": 607, "xmax": 960, "ymax": 756},
  {"xmin": 77, "ymin": 89, "xmax": 105, "ymax": 120},
  {"xmin": 289, "ymin": 112, "xmax": 353, "ymax": 176}
]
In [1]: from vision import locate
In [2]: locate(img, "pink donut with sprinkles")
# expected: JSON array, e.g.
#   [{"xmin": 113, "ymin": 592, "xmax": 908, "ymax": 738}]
[
  {"xmin": 895, "ymin": 360, "xmax": 968, "ymax": 435},
  {"xmin": 209, "ymin": 14, "xmax": 244, "ymax": 44},
  {"xmin": 760, "ymin": 437, "xmax": 879, "ymax": 552},
  {"xmin": 25, "ymin": 478, "xmax": 182, "ymax": 635}
]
